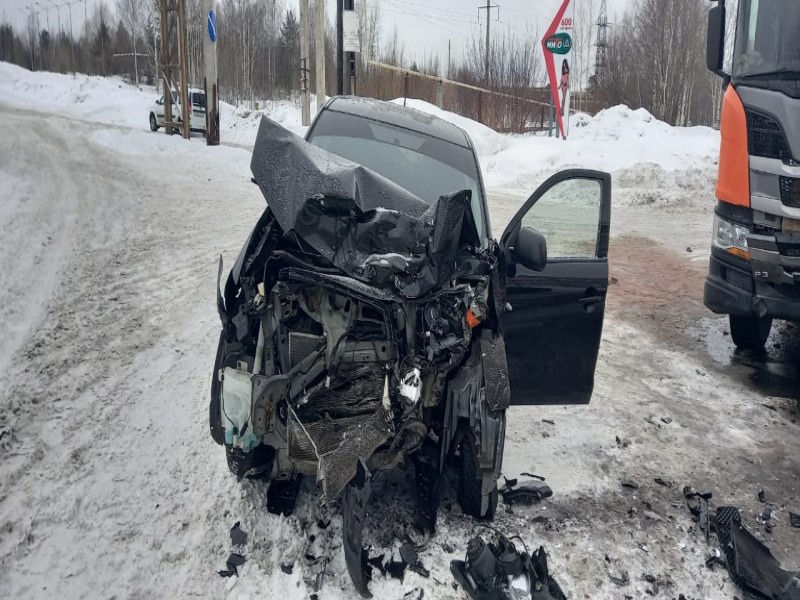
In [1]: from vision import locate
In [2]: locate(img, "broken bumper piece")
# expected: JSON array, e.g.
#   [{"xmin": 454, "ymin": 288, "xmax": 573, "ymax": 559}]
[{"xmin": 451, "ymin": 531, "xmax": 567, "ymax": 600}]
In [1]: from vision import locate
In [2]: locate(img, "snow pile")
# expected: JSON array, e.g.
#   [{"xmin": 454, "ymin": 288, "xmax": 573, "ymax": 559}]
[
  {"xmin": 0, "ymin": 62, "xmax": 311, "ymax": 146},
  {"xmin": 0, "ymin": 61, "xmax": 158, "ymax": 129},
  {"xmin": 396, "ymin": 99, "xmax": 720, "ymax": 192},
  {"xmin": 0, "ymin": 61, "xmax": 719, "ymax": 205}
]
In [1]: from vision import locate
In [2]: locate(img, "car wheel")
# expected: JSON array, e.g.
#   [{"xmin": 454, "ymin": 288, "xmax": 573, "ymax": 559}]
[
  {"xmin": 457, "ymin": 433, "xmax": 498, "ymax": 519},
  {"xmin": 730, "ymin": 314, "xmax": 772, "ymax": 350},
  {"xmin": 149, "ymin": 113, "xmax": 158, "ymax": 131}
]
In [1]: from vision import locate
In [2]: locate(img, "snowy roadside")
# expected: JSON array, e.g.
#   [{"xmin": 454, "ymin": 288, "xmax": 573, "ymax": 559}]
[{"xmin": 1, "ymin": 64, "xmax": 798, "ymax": 600}]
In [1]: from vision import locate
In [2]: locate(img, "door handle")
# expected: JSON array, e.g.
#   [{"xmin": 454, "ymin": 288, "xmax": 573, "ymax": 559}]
[{"xmin": 579, "ymin": 296, "xmax": 603, "ymax": 312}]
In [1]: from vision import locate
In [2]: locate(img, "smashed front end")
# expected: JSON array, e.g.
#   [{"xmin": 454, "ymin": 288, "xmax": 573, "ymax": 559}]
[{"xmin": 212, "ymin": 117, "xmax": 507, "ymax": 512}]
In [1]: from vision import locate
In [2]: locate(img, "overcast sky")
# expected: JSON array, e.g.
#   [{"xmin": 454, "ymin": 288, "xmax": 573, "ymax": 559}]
[{"xmin": 1, "ymin": 0, "xmax": 632, "ymax": 67}]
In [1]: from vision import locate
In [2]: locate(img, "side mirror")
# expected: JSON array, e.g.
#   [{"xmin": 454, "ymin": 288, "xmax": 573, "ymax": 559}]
[
  {"xmin": 156, "ymin": 98, "xmax": 163, "ymax": 105},
  {"xmin": 707, "ymin": 3, "xmax": 726, "ymax": 77},
  {"xmin": 512, "ymin": 227, "xmax": 547, "ymax": 272}
]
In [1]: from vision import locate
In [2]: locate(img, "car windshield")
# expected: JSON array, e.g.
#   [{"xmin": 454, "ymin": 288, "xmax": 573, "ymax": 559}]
[
  {"xmin": 192, "ymin": 92, "xmax": 206, "ymax": 108},
  {"xmin": 307, "ymin": 110, "xmax": 485, "ymax": 237},
  {"xmin": 733, "ymin": 0, "xmax": 800, "ymax": 78}
]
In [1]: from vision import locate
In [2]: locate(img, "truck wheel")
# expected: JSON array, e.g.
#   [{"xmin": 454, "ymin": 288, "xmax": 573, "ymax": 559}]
[
  {"xmin": 729, "ymin": 314, "xmax": 773, "ymax": 350},
  {"xmin": 457, "ymin": 433, "xmax": 498, "ymax": 520}
]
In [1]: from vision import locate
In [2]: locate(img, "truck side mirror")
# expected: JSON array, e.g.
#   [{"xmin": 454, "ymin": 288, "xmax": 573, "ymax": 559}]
[{"xmin": 707, "ymin": 3, "xmax": 726, "ymax": 77}]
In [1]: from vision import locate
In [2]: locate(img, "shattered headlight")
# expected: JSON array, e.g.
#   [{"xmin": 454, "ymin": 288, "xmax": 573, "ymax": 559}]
[{"xmin": 712, "ymin": 214, "xmax": 750, "ymax": 260}]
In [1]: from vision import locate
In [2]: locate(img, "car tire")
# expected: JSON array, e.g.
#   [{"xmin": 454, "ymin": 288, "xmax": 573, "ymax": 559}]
[
  {"xmin": 149, "ymin": 113, "xmax": 158, "ymax": 131},
  {"xmin": 457, "ymin": 433, "xmax": 498, "ymax": 520},
  {"xmin": 730, "ymin": 314, "xmax": 772, "ymax": 350}
]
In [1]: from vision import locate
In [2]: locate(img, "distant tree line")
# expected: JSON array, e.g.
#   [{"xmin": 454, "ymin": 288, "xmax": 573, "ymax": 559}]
[
  {"xmin": 594, "ymin": 0, "xmax": 731, "ymax": 127},
  {"xmin": 0, "ymin": 0, "xmax": 727, "ymax": 129}
]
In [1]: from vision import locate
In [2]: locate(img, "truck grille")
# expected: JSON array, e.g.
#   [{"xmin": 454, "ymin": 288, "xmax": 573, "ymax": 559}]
[
  {"xmin": 746, "ymin": 110, "xmax": 791, "ymax": 161},
  {"xmin": 780, "ymin": 177, "xmax": 800, "ymax": 208}
]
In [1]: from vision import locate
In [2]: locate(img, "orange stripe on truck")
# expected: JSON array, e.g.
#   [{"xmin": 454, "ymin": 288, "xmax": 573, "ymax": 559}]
[{"xmin": 715, "ymin": 85, "xmax": 750, "ymax": 207}]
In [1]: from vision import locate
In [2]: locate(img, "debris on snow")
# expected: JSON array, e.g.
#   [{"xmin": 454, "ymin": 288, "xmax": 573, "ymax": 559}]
[
  {"xmin": 790, "ymin": 512, "xmax": 800, "ymax": 528},
  {"xmin": 450, "ymin": 531, "xmax": 566, "ymax": 600},
  {"xmin": 229, "ymin": 521, "xmax": 247, "ymax": 546},
  {"xmin": 500, "ymin": 478, "xmax": 553, "ymax": 505},
  {"xmin": 218, "ymin": 553, "xmax": 246, "ymax": 577},
  {"xmin": 715, "ymin": 507, "xmax": 800, "ymax": 600}
]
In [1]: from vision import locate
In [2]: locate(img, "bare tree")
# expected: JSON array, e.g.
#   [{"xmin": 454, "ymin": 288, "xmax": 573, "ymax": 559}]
[{"xmin": 117, "ymin": 0, "xmax": 147, "ymax": 84}]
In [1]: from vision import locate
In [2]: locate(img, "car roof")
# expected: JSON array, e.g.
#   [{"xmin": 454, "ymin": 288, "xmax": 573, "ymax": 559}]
[{"xmin": 324, "ymin": 96, "xmax": 471, "ymax": 149}]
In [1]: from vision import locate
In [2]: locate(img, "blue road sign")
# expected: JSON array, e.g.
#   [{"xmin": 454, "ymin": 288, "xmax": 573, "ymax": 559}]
[{"xmin": 207, "ymin": 9, "xmax": 217, "ymax": 44}]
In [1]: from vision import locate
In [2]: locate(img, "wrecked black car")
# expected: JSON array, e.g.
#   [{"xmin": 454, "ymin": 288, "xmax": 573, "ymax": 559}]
[{"xmin": 209, "ymin": 97, "xmax": 611, "ymax": 593}]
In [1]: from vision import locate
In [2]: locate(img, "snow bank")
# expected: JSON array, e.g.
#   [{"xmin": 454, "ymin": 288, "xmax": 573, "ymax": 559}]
[
  {"xmin": 0, "ymin": 61, "xmax": 158, "ymax": 129},
  {"xmin": 0, "ymin": 61, "xmax": 719, "ymax": 203},
  {"xmin": 398, "ymin": 99, "xmax": 720, "ymax": 191},
  {"xmin": 0, "ymin": 62, "xmax": 311, "ymax": 146}
]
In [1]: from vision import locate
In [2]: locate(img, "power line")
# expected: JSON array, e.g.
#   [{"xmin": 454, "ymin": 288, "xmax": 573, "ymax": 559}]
[
  {"xmin": 380, "ymin": 6, "xmax": 473, "ymax": 39},
  {"xmin": 381, "ymin": 4, "xmax": 475, "ymax": 26},
  {"xmin": 382, "ymin": 0, "xmax": 474, "ymax": 21}
]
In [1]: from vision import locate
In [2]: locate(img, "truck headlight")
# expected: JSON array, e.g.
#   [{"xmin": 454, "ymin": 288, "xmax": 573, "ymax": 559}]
[{"xmin": 712, "ymin": 214, "xmax": 750, "ymax": 260}]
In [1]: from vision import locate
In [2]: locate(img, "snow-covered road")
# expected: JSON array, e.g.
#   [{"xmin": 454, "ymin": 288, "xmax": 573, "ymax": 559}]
[{"xmin": 0, "ymin": 81, "xmax": 799, "ymax": 600}]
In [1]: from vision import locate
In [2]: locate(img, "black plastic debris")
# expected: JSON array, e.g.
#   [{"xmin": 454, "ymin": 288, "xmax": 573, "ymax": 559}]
[
  {"xmin": 705, "ymin": 548, "xmax": 725, "ymax": 569},
  {"xmin": 387, "ymin": 558, "xmax": 408, "ymax": 580},
  {"xmin": 520, "ymin": 472, "xmax": 547, "ymax": 482},
  {"xmin": 281, "ymin": 563, "xmax": 294, "ymax": 575},
  {"xmin": 501, "ymin": 479, "xmax": 553, "ymax": 506},
  {"xmin": 230, "ymin": 521, "xmax": 248, "ymax": 546},
  {"xmin": 621, "ymin": 480, "xmax": 639, "ymax": 490},
  {"xmin": 218, "ymin": 553, "xmax": 246, "ymax": 577},
  {"xmin": 758, "ymin": 489, "xmax": 767, "ymax": 503},
  {"xmin": 608, "ymin": 570, "xmax": 630, "ymax": 586},
  {"xmin": 654, "ymin": 478, "xmax": 672, "ymax": 488},
  {"xmin": 790, "ymin": 512, "xmax": 800, "ymax": 528},
  {"xmin": 715, "ymin": 507, "xmax": 800, "ymax": 600},
  {"xmin": 266, "ymin": 475, "xmax": 303, "ymax": 516},
  {"xmin": 450, "ymin": 530, "xmax": 567, "ymax": 600},
  {"xmin": 402, "ymin": 588, "xmax": 424, "ymax": 600},
  {"xmin": 399, "ymin": 543, "xmax": 430, "ymax": 578},
  {"xmin": 342, "ymin": 459, "xmax": 373, "ymax": 598},
  {"xmin": 367, "ymin": 553, "xmax": 387, "ymax": 577},
  {"xmin": 686, "ymin": 489, "xmax": 713, "ymax": 544}
]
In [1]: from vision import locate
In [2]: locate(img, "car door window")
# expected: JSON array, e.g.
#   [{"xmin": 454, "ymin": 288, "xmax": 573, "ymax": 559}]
[{"xmin": 519, "ymin": 178, "xmax": 602, "ymax": 259}]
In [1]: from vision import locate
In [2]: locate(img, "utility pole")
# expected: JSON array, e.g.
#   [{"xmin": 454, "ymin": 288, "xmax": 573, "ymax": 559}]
[
  {"xmin": 158, "ymin": 0, "xmax": 189, "ymax": 139},
  {"xmin": 337, "ymin": 0, "xmax": 355, "ymax": 95},
  {"xmin": 478, "ymin": 1, "xmax": 498, "ymax": 86},
  {"xmin": 336, "ymin": 0, "xmax": 343, "ymax": 95},
  {"xmin": 202, "ymin": 0, "xmax": 219, "ymax": 145},
  {"xmin": 315, "ymin": 0, "xmax": 326, "ymax": 113},
  {"xmin": 299, "ymin": 0, "xmax": 310, "ymax": 125},
  {"xmin": 447, "ymin": 39, "xmax": 451, "ymax": 79},
  {"xmin": 66, "ymin": 1, "xmax": 75, "ymax": 71}
]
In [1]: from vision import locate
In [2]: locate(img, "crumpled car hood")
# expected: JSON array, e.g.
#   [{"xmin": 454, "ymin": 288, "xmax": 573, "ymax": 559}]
[{"xmin": 250, "ymin": 116, "xmax": 481, "ymax": 299}]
